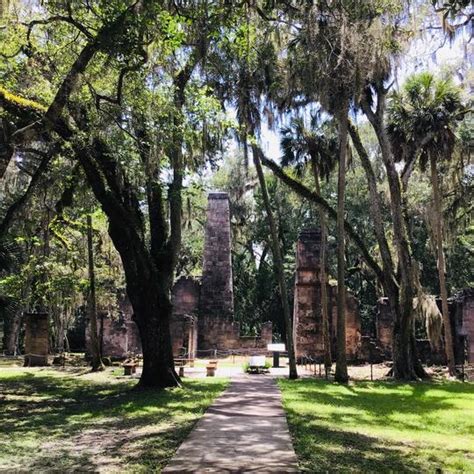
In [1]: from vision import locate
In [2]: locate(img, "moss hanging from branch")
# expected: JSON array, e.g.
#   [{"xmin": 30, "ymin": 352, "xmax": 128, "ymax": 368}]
[
  {"xmin": 413, "ymin": 294, "xmax": 443, "ymax": 350},
  {"xmin": 0, "ymin": 86, "xmax": 47, "ymax": 113}
]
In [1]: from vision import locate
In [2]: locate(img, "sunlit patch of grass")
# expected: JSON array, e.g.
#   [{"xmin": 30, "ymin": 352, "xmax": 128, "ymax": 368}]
[
  {"xmin": 0, "ymin": 357, "xmax": 23, "ymax": 368},
  {"xmin": 0, "ymin": 368, "xmax": 228, "ymax": 472},
  {"xmin": 279, "ymin": 378, "xmax": 474, "ymax": 473}
]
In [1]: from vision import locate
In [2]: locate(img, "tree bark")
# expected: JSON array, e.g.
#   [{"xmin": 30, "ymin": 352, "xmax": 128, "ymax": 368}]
[
  {"xmin": 311, "ymin": 159, "xmax": 332, "ymax": 375},
  {"xmin": 361, "ymin": 89, "xmax": 426, "ymax": 380},
  {"xmin": 252, "ymin": 144, "xmax": 298, "ymax": 379},
  {"xmin": 348, "ymin": 121, "xmax": 404, "ymax": 362},
  {"xmin": 131, "ymin": 284, "xmax": 179, "ymax": 388},
  {"xmin": 76, "ymin": 126, "xmax": 180, "ymax": 389},
  {"xmin": 87, "ymin": 214, "xmax": 104, "ymax": 372},
  {"xmin": 430, "ymin": 154, "xmax": 456, "ymax": 376},
  {"xmin": 334, "ymin": 111, "xmax": 349, "ymax": 384}
]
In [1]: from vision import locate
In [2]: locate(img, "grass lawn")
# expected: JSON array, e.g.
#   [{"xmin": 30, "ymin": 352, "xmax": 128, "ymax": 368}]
[
  {"xmin": 0, "ymin": 367, "xmax": 228, "ymax": 472},
  {"xmin": 279, "ymin": 378, "xmax": 474, "ymax": 473}
]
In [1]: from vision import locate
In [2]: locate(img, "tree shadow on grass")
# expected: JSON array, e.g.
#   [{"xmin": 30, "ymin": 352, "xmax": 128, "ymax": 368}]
[
  {"xmin": 281, "ymin": 379, "xmax": 473, "ymax": 472},
  {"xmin": 26, "ymin": 422, "xmax": 195, "ymax": 472},
  {"xmin": 282, "ymin": 379, "xmax": 472, "ymax": 435},
  {"xmin": 0, "ymin": 370, "xmax": 227, "ymax": 471},
  {"xmin": 286, "ymin": 412, "xmax": 426, "ymax": 473}
]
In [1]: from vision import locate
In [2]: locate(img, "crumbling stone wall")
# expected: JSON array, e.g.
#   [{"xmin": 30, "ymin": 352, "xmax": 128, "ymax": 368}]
[
  {"xmin": 193, "ymin": 192, "xmax": 273, "ymax": 354},
  {"xmin": 86, "ymin": 297, "xmax": 141, "ymax": 359},
  {"xmin": 375, "ymin": 298, "xmax": 393, "ymax": 357},
  {"xmin": 376, "ymin": 291, "xmax": 474, "ymax": 364},
  {"xmin": 24, "ymin": 312, "xmax": 49, "ymax": 366},
  {"xmin": 170, "ymin": 276, "xmax": 200, "ymax": 357},
  {"xmin": 237, "ymin": 321, "xmax": 273, "ymax": 350},
  {"xmin": 444, "ymin": 289, "xmax": 474, "ymax": 364},
  {"xmin": 458, "ymin": 288, "xmax": 474, "ymax": 364},
  {"xmin": 293, "ymin": 228, "xmax": 361, "ymax": 361}
]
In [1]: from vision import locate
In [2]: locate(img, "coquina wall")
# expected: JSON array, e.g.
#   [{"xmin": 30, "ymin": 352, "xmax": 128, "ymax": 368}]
[{"xmin": 293, "ymin": 228, "xmax": 361, "ymax": 361}]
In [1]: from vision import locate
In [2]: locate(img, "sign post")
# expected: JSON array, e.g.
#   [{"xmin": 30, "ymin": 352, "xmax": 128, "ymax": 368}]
[{"xmin": 267, "ymin": 343, "xmax": 286, "ymax": 368}]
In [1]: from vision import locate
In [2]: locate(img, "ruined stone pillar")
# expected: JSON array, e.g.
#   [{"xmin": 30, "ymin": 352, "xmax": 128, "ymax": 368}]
[
  {"xmin": 376, "ymin": 297, "xmax": 393, "ymax": 357},
  {"xmin": 198, "ymin": 192, "xmax": 236, "ymax": 351},
  {"xmin": 24, "ymin": 312, "xmax": 49, "ymax": 366},
  {"xmin": 452, "ymin": 289, "xmax": 474, "ymax": 364},
  {"xmin": 293, "ymin": 228, "xmax": 361, "ymax": 361},
  {"xmin": 462, "ymin": 292, "xmax": 474, "ymax": 363},
  {"xmin": 170, "ymin": 276, "xmax": 200, "ymax": 357},
  {"xmin": 293, "ymin": 229, "xmax": 326, "ymax": 360},
  {"xmin": 200, "ymin": 192, "xmax": 234, "ymax": 319}
]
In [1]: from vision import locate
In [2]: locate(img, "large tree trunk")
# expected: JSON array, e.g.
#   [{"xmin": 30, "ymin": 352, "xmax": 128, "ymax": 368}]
[
  {"xmin": 252, "ymin": 145, "xmax": 298, "ymax": 379},
  {"xmin": 383, "ymin": 148, "xmax": 425, "ymax": 380},
  {"xmin": 87, "ymin": 215, "xmax": 104, "ymax": 372},
  {"xmin": 361, "ymin": 91, "xmax": 426, "ymax": 380},
  {"xmin": 78, "ymin": 134, "xmax": 180, "ymax": 389},
  {"xmin": 334, "ymin": 111, "xmax": 349, "ymax": 384},
  {"xmin": 104, "ymin": 208, "xmax": 180, "ymax": 389},
  {"xmin": 311, "ymin": 160, "xmax": 332, "ymax": 376},
  {"xmin": 430, "ymin": 154, "xmax": 456, "ymax": 376},
  {"xmin": 131, "ymin": 285, "xmax": 179, "ymax": 389},
  {"xmin": 391, "ymin": 287, "xmax": 427, "ymax": 379},
  {"xmin": 348, "ymin": 122, "xmax": 404, "ymax": 360}
]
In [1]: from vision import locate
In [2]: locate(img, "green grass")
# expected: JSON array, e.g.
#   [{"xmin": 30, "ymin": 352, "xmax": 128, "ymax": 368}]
[
  {"xmin": 0, "ymin": 368, "xmax": 228, "ymax": 472},
  {"xmin": 0, "ymin": 357, "xmax": 23, "ymax": 367},
  {"xmin": 279, "ymin": 378, "xmax": 474, "ymax": 473}
]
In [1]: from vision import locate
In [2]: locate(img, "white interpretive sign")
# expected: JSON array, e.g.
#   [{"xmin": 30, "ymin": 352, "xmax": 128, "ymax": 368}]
[{"xmin": 267, "ymin": 343, "xmax": 286, "ymax": 352}]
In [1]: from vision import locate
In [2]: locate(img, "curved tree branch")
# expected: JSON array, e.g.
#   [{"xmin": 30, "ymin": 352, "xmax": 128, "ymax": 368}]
[
  {"xmin": 258, "ymin": 147, "xmax": 385, "ymax": 283},
  {"xmin": 348, "ymin": 120, "xmax": 398, "ymax": 293},
  {"xmin": 0, "ymin": 145, "xmax": 61, "ymax": 236}
]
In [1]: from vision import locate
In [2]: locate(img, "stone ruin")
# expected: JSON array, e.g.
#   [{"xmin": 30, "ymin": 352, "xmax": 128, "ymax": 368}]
[
  {"xmin": 377, "ymin": 288, "xmax": 474, "ymax": 365},
  {"xmin": 458, "ymin": 289, "xmax": 474, "ymax": 363},
  {"xmin": 85, "ymin": 296, "xmax": 142, "ymax": 359},
  {"xmin": 88, "ymin": 192, "xmax": 272, "ymax": 359},
  {"xmin": 293, "ymin": 229, "xmax": 361, "ymax": 362},
  {"xmin": 84, "ymin": 193, "xmax": 474, "ymax": 366},
  {"xmin": 24, "ymin": 312, "xmax": 49, "ymax": 366},
  {"xmin": 169, "ymin": 276, "xmax": 199, "ymax": 357},
  {"xmin": 170, "ymin": 192, "xmax": 272, "ymax": 356},
  {"xmin": 292, "ymin": 228, "xmax": 474, "ymax": 366}
]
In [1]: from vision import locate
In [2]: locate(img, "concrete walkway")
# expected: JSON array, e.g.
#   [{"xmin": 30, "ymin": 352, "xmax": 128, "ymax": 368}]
[{"xmin": 163, "ymin": 375, "xmax": 299, "ymax": 473}]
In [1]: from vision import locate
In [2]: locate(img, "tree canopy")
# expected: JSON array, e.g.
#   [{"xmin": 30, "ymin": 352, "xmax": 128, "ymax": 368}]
[{"xmin": 0, "ymin": 0, "xmax": 472, "ymax": 385}]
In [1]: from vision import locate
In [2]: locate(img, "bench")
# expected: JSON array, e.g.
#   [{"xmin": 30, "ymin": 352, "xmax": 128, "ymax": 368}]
[
  {"xmin": 174, "ymin": 358, "xmax": 195, "ymax": 377},
  {"xmin": 206, "ymin": 360, "xmax": 218, "ymax": 377},
  {"xmin": 123, "ymin": 359, "xmax": 138, "ymax": 376}
]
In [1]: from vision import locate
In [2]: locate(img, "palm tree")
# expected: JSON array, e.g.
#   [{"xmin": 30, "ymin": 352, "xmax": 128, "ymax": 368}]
[
  {"xmin": 388, "ymin": 72, "xmax": 468, "ymax": 376},
  {"xmin": 280, "ymin": 116, "xmax": 338, "ymax": 377}
]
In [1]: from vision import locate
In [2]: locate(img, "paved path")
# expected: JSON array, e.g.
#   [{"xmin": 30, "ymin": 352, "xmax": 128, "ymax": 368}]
[{"xmin": 163, "ymin": 375, "xmax": 299, "ymax": 473}]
